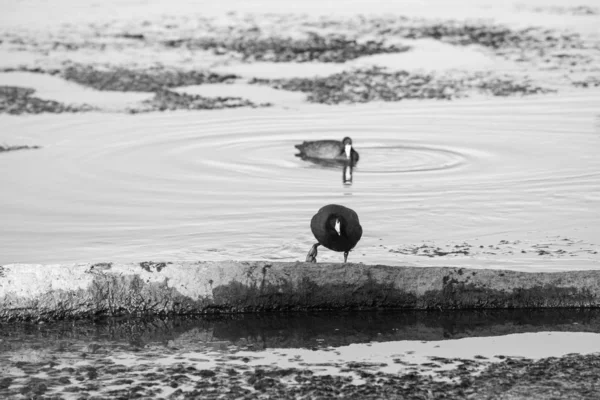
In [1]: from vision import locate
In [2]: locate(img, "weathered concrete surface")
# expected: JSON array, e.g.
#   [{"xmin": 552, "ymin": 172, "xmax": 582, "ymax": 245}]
[{"xmin": 1, "ymin": 261, "xmax": 600, "ymax": 321}]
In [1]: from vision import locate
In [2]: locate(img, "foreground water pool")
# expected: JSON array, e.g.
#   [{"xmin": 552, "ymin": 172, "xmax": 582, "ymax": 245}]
[{"xmin": 2, "ymin": 310, "xmax": 600, "ymax": 398}]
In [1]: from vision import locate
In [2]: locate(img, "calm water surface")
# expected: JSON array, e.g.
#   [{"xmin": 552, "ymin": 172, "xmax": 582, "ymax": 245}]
[
  {"xmin": 1, "ymin": 91, "xmax": 599, "ymax": 269},
  {"xmin": 5, "ymin": 309, "xmax": 600, "ymax": 351}
]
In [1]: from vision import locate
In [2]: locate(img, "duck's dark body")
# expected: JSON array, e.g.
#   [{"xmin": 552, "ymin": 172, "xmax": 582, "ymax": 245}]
[
  {"xmin": 295, "ymin": 137, "xmax": 359, "ymax": 164},
  {"xmin": 306, "ymin": 204, "xmax": 362, "ymax": 263}
]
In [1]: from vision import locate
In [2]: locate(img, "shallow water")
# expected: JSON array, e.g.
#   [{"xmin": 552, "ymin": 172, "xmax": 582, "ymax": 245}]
[
  {"xmin": 1, "ymin": 91, "xmax": 600, "ymax": 268},
  {"xmin": 4, "ymin": 309, "xmax": 600, "ymax": 350},
  {"xmin": 3, "ymin": 311, "xmax": 600, "ymax": 398}
]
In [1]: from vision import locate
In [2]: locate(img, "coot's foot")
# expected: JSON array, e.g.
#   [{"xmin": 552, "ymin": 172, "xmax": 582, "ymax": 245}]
[{"xmin": 306, "ymin": 243, "xmax": 320, "ymax": 263}]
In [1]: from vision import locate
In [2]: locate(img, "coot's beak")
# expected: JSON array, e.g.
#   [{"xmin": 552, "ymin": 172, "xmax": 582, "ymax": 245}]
[
  {"xmin": 344, "ymin": 143, "xmax": 352, "ymax": 159},
  {"xmin": 306, "ymin": 243, "xmax": 319, "ymax": 263},
  {"xmin": 334, "ymin": 219, "xmax": 341, "ymax": 236}
]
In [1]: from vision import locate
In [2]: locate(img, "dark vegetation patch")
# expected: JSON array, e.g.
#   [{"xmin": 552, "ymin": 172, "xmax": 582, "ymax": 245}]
[
  {"xmin": 527, "ymin": 6, "xmax": 599, "ymax": 15},
  {"xmin": 391, "ymin": 22, "xmax": 582, "ymax": 51},
  {"xmin": 90, "ymin": 262, "xmax": 113, "ymax": 269},
  {"xmin": 475, "ymin": 76, "xmax": 555, "ymax": 96},
  {"xmin": 139, "ymin": 261, "xmax": 170, "ymax": 273},
  {"xmin": 60, "ymin": 65, "xmax": 238, "ymax": 92},
  {"xmin": 388, "ymin": 237, "xmax": 599, "ymax": 258},
  {"xmin": 391, "ymin": 243, "xmax": 472, "ymax": 257},
  {"xmin": 148, "ymin": 18, "xmax": 591, "ymax": 66},
  {"xmin": 1, "ymin": 15, "xmax": 596, "ymax": 112},
  {"xmin": 0, "ymin": 67, "xmax": 268, "ymax": 113},
  {"xmin": 137, "ymin": 89, "xmax": 269, "ymax": 113},
  {"xmin": 0, "ymin": 16, "xmax": 595, "ymax": 112},
  {"xmin": 251, "ymin": 67, "xmax": 554, "ymax": 104},
  {"xmin": 0, "ymin": 66, "xmax": 61, "ymax": 75},
  {"xmin": 4, "ymin": 15, "xmax": 589, "ymax": 59},
  {"xmin": 164, "ymin": 33, "xmax": 410, "ymax": 63},
  {"xmin": 0, "ymin": 85, "xmax": 94, "ymax": 114},
  {"xmin": 297, "ymin": 17, "xmax": 588, "ymax": 53},
  {"xmin": 0, "ymin": 144, "xmax": 41, "ymax": 153},
  {"xmin": 116, "ymin": 33, "xmax": 146, "ymax": 40},
  {"xmin": 572, "ymin": 76, "xmax": 600, "ymax": 88}
]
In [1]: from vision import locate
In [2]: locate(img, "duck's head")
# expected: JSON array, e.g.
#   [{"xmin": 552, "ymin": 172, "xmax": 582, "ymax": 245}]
[{"xmin": 342, "ymin": 137, "xmax": 353, "ymax": 159}]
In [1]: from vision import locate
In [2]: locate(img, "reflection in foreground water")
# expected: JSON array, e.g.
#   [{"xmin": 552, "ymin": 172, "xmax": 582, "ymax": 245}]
[
  {"xmin": 3, "ymin": 310, "xmax": 600, "ymax": 398},
  {"xmin": 3, "ymin": 309, "xmax": 600, "ymax": 351}
]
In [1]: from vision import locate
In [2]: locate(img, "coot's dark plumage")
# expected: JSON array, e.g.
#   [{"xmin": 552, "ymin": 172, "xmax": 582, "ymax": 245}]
[
  {"xmin": 295, "ymin": 137, "xmax": 359, "ymax": 164},
  {"xmin": 305, "ymin": 204, "xmax": 362, "ymax": 263}
]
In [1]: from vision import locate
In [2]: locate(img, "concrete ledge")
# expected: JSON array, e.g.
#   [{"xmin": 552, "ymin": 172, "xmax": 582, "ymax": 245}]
[{"xmin": 1, "ymin": 261, "xmax": 600, "ymax": 321}]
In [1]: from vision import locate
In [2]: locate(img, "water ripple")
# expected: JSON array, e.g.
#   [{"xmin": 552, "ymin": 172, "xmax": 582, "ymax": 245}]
[{"xmin": 1, "ymin": 93, "xmax": 599, "ymax": 268}]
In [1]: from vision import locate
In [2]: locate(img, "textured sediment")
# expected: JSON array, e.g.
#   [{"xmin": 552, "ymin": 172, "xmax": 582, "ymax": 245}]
[
  {"xmin": 2, "ymin": 12, "xmax": 599, "ymax": 114},
  {"xmin": 1, "ymin": 262, "xmax": 600, "ymax": 321}
]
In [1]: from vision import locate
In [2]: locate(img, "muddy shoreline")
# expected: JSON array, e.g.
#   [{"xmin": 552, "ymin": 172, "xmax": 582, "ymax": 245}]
[{"xmin": 1, "ymin": 13, "xmax": 598, "ymax": 113}]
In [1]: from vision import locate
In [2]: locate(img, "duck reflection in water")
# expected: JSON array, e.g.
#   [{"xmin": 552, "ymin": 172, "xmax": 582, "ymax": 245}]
[
  {"xmin": 342, "ymin": 162, "xmax": 353, "ymax": 185},
  {"xmin": 305, "ymin": 204, "xmax": 362, "ymax": 264}
]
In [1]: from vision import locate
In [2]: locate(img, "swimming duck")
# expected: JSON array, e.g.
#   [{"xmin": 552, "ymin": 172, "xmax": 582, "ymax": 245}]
[
  {"xmin": 305, "ymin": 204, "xmax": 362, "ymax": 264},
  {"xmin": 295, "ymin": 137, "xmax": 359, "ymax": 165}
]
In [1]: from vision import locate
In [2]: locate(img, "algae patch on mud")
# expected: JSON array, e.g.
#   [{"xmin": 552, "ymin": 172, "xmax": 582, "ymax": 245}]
[
  {"xmin": 0, "ymin": 85, "xmax": 94, "ymax": 114},
  {"xmin": 1, "ymin": 13, "xmax": 597, "ymax": 112},
  {"xmin": 250, "ymin": 68, "xmax": 554, "ymax": 104},
  {"xmin": 0, "ymin": 143, "xmax": 41, "ymax": 153},
  {"xmin": 0, "ymin": 70, "xmax": 271, "ymax": 114}
]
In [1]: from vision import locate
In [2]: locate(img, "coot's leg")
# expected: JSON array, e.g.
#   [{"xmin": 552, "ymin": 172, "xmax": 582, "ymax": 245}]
[
  {"xmin": 306, "ymin": 243, "xmax": 320, "ymax": 263},
  {"xmin": 343, "ymin": 251, "xmax": 349, "ymax": 263}
]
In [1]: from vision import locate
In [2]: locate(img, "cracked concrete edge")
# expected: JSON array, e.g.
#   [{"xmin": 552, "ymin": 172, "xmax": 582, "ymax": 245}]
[{"xmin": 1, "ymin": 261, "xmax": 600, "ymax": 321}]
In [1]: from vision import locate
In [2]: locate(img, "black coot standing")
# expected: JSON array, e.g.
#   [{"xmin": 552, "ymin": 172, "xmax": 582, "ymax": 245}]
[{"xmin": 305, "ymin": 204, "xmax": 362, "ymax": 263}]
